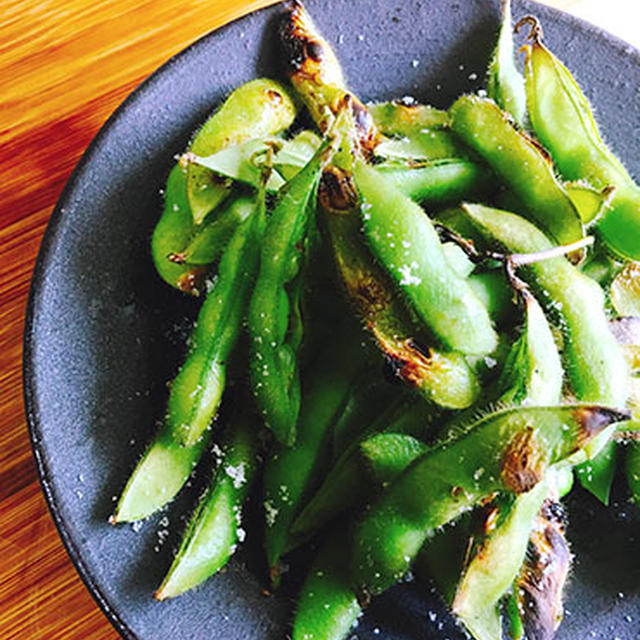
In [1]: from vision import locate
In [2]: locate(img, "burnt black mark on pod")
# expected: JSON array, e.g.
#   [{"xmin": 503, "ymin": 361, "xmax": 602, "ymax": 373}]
[
  {"xmin": 573, "ymin": 405, "xmax": 631, "ymax": 447},
  {"xmin": 501, "ymin": 426, "xmax": 544, "ymax": 494},
  {"xmin": 279, "ymin": 0, "xmax": 326, "ymax": 73},
  {"xmin": 517, "ymin": 499, "xmax": 571, "ymax": 640},
  {"xmin": 319, "ymin": 166, "xmax": 358, "ymax": 213}
]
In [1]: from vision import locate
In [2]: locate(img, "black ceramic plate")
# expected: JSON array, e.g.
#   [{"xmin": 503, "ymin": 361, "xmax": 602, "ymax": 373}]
[{"xmin": 24, "ymin": 1, "xmax": 640, "ymax": 638}]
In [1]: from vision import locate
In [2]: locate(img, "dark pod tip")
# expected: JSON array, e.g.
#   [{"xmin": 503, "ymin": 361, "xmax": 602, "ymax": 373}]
[
  {"xmin": 278, "ymin": 0, "xmax": 321, "ymax": 74},
  {"xmin": 574, "ymin": 405, "xmax": 632, "ymax": 440}
]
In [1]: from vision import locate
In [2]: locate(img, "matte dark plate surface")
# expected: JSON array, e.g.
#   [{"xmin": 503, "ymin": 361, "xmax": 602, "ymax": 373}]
[{"xmin": 23, "ymin": 1, "xmax": 640, "ymax": 638}]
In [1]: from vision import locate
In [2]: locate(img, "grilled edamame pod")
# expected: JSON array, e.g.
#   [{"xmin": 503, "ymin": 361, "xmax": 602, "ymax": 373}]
[
  {"xmin": 323, "ymin": 185, "xmax": 480, "ymax": 408},
  {"xmin": 449, "ymin": 95, "xmax": 584, "ymax": 248},
  {"xmin": 515, "ymin": 498, "xmax": 571, "ymax": 640},
  {"xmin": 186, "ymin": 78, "xmax": 297, "ymax": 223},
  {"xmin": 155, "ymin": 411, "xmax": 257, "ymax": 599},
  {"xmin": 152, "ymin": 81, "xmax": 296, "ymax": 293},
  {"xmin": 112, "ymin": 194, "xmax": 266, "ymax": 522},
  {"xmin": 518, "ymin": 16, "xmax": 640, "ymax": 260},
  {"xmin": 248, "ymin": 141, "xmax": 334, "ymax": 446},
  {"xmin": 279, "ymin": 1, "xmax": 379, "ymax": 152},
  {"xmin": 355, "ymin": 162, "xmax": 498, "ymax": 355},
  {"xmin": 351, "ymin": 404, "xmax": 629, "ymax": 598},
  {"xmin": 464, "ymin": 204, "xmax": 629, "ymax": 502},
  {"xmin": 486, "ymin": 0, "xmax": 526, "ymax": 127}
]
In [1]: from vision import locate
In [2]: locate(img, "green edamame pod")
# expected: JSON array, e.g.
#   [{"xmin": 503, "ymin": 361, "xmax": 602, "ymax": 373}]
[
  {"xmin": 610, "ymin": 262, "xmax": 640, "ymax": 317},
  {"xmin": 263, "ymin": 326, "xmax": 364, "ymax": 580},
  {"xmin": 273, "ymin": 130, "xmax": 322, "ymax": 180},
  {"xmin": 324, "ymin": 195, "xmax": 480, "ymax": 409},
  {"xmin": 360, "ymin": 433, "xmax": 429, "ymax": 484},
  {"xmin": 172, "ymin": 193, "xmax": 256, "ymax": 266},
  {"xmin": 497, "ymin": 289, "xmax": 563, "ymax": 407},
  {"xmin": 290, "ymin": 397, "xmax": 430, "ymax": 542},
  {"xmin": 464, "ymin": 204, "xmax": 629, "ymax": 502},
  {"xmin": 151, "ymin": 164, "xmax": 206, "ymax": 294},
  {"xmin": 155, "ymin": 412, "xmax": 257, "ymax": 599},
  {"xmin": 452, "ymin": 481, "xmax": 549, "ymax": 640},
  {"xmin": 368, "ymin": 101, "xmax": 468, "ymax": 162},
  {"xmin": 367, "ymin": 101, "xmax": 448, "ymax": 134},
  {"xmin": 187, "ymin": 78, "xmax": 297, "ymax": 223},
  {"xmin": 351, "ymin": 404, "xmax": 628, "ymax": 598},
  {"xmin": 464, "ymin": 204, "xmax": 629, "ymax": 410},
  {"xmin": 248, "ymin": 142, "xmax": 332, "ymax": 446},
  {"xmin": 468, "ymin": 271, "xmax": 517, "ymax": 328},
  {"xmin": 355, "ymin": 162, "xmax": 497, "ymax": 355},
  {"xmin": 486, "ymin": 0, "xmax": 526, "ymax": 127},
  {"xmin": 113, "ymin": 197, "xmax": 266, "ymax": 521},
  {"xmin": 449, "ymin": 95, "xmax": 583, "ymax": 248},
  {"xmin": 170, "ymin": 193, "xmax": 266, "ymax": 447},
  {"xmin": 331, "ymin": 372, "xmax": 406, "ymax": 457},
  {"xmin": 111, "ymin": 423, "xmax": 209, "ymax": 523},
  {"xmin": 292, "ymin": 531, "xmax": 361, "ymax": 640},
  {"xmin": 625, "ymin": 443, "xmax": 640, "ymax": 504},
  {"xmin": 580, "ymin": 251, "xmax": 618, "ymax": 288},
  {"xmin": 374, "ymin": 159, "xmax": 492, "ymax": 207},
  {"xmin": 519, "ymin": 17, "xmax": 640, "ymax": 260}
]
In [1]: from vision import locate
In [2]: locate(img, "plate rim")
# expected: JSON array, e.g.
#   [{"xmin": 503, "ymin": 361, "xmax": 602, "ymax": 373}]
[{"xmin": 21, "ymin": 1, "xmax": 640, "ymax": 638}]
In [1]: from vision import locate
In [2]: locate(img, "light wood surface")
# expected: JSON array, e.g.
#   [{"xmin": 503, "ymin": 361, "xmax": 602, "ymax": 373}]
[{"xmin": 0, "ymin": 1, "xmax": 634, "ymax": 638}]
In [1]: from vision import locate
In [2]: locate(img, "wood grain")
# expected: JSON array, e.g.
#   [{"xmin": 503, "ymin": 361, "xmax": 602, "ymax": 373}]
[{"xmin": 0, "ymin": 1, "xmax": 633, "ymax": 638}]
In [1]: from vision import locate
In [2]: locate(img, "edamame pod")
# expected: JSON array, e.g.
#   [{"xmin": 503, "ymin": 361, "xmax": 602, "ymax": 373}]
[
  {"xmin": 464, "ymin": 204, "xmax": 629, "ymax": 502},
  {"xmin": 452, "ymin": 481, "xmax": 549, "ymax": 640},
  {"xmin": 290, "ymin": 398, "xmax": 431, "ymax": 542},
  {"xmin": 324, "ymin": 195, "xmax": 480, "ymax": 409},
  {"xmin": 486, "ymin": 0, "xmax": 526, "ymax": 127},
  {"xmin": 151, "ymin": 164, "xmax": 206, "ymax": 294},
  {"xmin": 111, "ymin": 423, "xmax": 209, "ymax": 523},
  {"xmin": 519, "ymin": 16, "xmax": 640, "ymax": 259},
  {"xmin": 515, "ymin": 498, "xmax": 571, "ymax": 640},
  {"xmin": 367, "ymin": 101, "xmax": 448, "ymax": 134},
  {"xmin": 187, "ymin": 78, "xmax": 297, "ymax": 223},
  {"xmin": 155, "ymin": 412, "xmax": 257, "ymax": 599},
  {"xmin": 248, "ymin": 142, "xmax": 332, "ymax": 446},
  {"xmin": 355, "ymin": 162, "xmax": 498, "ymax": 355},
  {"xmin": 263, "ymin": 325, "xmax": 364, "ymax": 581},
  {"xmin": 170, "ymin": 193, "xmax": 266, "ymax": 447},
  {"xmin": 279, "ymin": 1, "xmax": 379, "ymax": 152},
  {"xmin": 351, "ymin": 404, "xmax": 628, "ymax": 598},
  {"xmin": 170, "ymin": 192, "xmax": 256, "ymax": 266},
  {"xmin": 449, "ymin": 95, "xmax": 584, "ymax": 248},
  {"xmin": 292, "ymin": 531, "xmax": 361, "ymax": 640},
  {"xmin": 374, "ymin": 159, "xmax": 492, "ymax": 207}
]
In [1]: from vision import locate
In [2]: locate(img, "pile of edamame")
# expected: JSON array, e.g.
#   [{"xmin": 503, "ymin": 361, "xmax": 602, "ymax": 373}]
[{"xmin": 110, "ymin": 2, "xmax": 640, "ymax": 638}]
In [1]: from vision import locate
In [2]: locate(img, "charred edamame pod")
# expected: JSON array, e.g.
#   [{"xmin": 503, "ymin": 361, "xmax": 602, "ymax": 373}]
[
  {"xmin": 464, "ymin": 203, "xmax": 630, "ymax": 502},
  {"xmin": 351, "ymin": 404, "xmax": 628, "ymax": 598}
]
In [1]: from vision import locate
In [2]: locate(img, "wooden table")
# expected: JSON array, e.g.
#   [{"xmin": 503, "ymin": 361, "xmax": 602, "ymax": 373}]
[{"xmin": 0, "ymin": 1, "xmax": 635, "ymax": 638}]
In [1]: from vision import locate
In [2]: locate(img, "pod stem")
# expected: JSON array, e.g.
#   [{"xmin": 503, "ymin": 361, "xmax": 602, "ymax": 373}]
[{"xmin": 514, "ymin": 15, "xmax": 544, "ymax": 43}]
